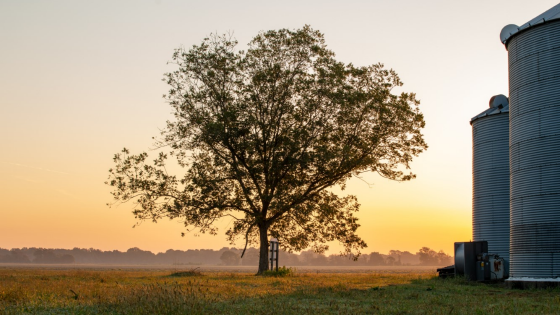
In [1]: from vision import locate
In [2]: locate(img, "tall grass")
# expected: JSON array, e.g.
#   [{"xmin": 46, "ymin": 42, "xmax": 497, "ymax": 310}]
[{"xmin": 1, "ymin": 268, "xmax": 559, "ymax": 314}]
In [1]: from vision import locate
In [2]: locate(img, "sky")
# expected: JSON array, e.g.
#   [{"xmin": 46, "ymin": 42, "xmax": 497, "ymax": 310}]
[{"xmin": 1, "ymin": 0, "xmax": 558, "ymax": 256}]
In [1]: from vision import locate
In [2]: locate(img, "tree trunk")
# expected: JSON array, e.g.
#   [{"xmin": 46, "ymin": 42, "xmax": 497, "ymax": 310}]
[{"xmin": 257, "ymin": 224, "xmax": 269, "ymax": 274}]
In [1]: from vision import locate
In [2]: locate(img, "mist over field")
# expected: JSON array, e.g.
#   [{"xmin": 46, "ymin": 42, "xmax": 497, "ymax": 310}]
[{"xmin": 0, "ymin": 246, "xmax": 452, "ymax": 267}]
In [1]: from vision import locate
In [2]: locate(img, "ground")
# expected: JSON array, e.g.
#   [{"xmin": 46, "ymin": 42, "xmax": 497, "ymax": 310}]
[{"xmin": 1, "ymin": 264, "xmax": 559, "ymax": 314}]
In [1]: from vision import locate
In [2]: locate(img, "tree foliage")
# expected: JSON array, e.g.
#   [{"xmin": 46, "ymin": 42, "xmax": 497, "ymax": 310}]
[
  {"xmin": 219, "ymin": 250, "xmax": 240, "ymax": 266},
  {"xmin": 417, "ymin": 247, "xmax": 452, "ymax": 266},
  {"xmin": 106, "ymin": 26, "xmax": 426, "ymax": 273}
]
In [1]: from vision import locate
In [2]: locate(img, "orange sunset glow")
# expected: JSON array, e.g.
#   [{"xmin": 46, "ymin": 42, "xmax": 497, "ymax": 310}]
[{"xmin": 2, "ymin": 0, "xmax": 557, "ymax": 257}]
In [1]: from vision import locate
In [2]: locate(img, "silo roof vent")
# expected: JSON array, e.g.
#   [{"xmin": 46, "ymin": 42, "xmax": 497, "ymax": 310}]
[
  {"xmin": 500, "ymin": 3, "xmax": 560, "ymax": 45},
  {"xmin": 470, "ymin": 95, "xmax": 509, "ymax": 124},
  {"xmin": 489, "ymin": 94, "xmax": 509, "ymax": 109}
]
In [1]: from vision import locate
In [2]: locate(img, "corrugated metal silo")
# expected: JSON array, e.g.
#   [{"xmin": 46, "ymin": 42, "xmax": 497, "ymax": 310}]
[
  {"xmin": 502, "ymin": 4, "xmax": 560, "ymax": 278},
  {"xmin": 471, "ymin": 95, "xmax": 510, "ymax": 276}
]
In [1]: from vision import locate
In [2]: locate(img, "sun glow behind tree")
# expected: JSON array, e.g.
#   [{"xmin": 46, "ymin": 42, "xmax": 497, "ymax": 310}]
[{"xmin": 107, "ymin": 26, "xmax": 426, "ymax": 274}]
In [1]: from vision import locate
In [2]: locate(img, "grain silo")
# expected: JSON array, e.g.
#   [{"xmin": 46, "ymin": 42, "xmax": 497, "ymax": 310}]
[
  {"xmin": 501, "ymin": 4, "xmax": 560, "ymax": 279},
  {"xmin": 471, "ymin": 95, "xmax": 510, "ymax": 277}
]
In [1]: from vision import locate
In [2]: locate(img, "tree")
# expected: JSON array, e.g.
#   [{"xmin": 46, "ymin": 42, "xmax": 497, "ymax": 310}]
[
  {"xmin": 32, "ymin": 249, "xmax": 75, "ymax": 264},
  {"xmin": 436, "ymin": 250, "xmax": 453, "ymax": 266},
  {"xmin": 241, "ymin": 248, "xmax": 259, "ymax": 266},
  {"xmin": 368, "ymin": 252, "xmax": 386, "ymax": 266},
  {"xmin": 0, "ymin": 250, "xmax": 30, "ymax": 263},
  {"xmin": 384, "ymin": 255, "xmax": 397, "ymax": 266},
  {"xmin": 417, "ymin": 247, "xmax": 439, "ymax": 266},
  {"xmin": 106, "ymin": 26, "xmax": 427, "ymax": 274},
  {"xmin": 220, "ymin": 250, "xmax": 240, "ymax": 266},
  {"xmin": 388, "ymin": 250, "xmax": 403, "ymax": 266}
]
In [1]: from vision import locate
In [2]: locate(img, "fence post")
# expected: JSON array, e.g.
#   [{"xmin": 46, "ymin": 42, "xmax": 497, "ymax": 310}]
[{"xmin": 269, "ymin": 238, "xmax": 278, "ymax": 272}]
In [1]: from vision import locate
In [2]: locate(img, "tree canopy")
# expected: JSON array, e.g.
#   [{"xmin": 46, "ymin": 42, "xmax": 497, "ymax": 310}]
[{"xmin": 106, "ymin": 25, "xmax": 427, "ymax": 274}]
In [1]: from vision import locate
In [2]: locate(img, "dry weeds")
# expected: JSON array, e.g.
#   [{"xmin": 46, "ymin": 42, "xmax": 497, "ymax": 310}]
[{"xmin": 0, "ymin": 267, "xmax": 558, "ymax": 314}]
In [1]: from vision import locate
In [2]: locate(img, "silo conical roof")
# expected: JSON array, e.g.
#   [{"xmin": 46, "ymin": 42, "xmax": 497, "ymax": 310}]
[
  {"xmin": 500, "ymin": 3, "xmax": 560, "ymax": 45},
  {"xmin": 470, "ymin": 95, "xmax": 509, "ymax": 125}
]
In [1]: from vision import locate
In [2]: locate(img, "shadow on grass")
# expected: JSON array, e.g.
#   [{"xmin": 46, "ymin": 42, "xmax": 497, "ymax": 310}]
[{"xmin": 167, "ymin": 268, "xmax": 203, "ymax": 278}]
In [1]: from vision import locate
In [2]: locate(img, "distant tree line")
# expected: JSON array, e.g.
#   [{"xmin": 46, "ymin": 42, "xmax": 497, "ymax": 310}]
[{"xmin": 0, "ymin": 246, "xmax": 452, "ymax": 266}]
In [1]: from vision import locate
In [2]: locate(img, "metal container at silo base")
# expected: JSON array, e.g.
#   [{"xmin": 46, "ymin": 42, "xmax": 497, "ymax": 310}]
[
  {"xmin": 471, "ymin": 95, "xmax": 510, "ymax": 277},
  {"xmin": 502, "ymin": 4, "xmax": 560, "ymax": 279}
]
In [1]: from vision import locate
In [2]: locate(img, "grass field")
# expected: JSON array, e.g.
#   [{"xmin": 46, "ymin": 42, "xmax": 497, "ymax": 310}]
[{"xmin": 1, "ymin": 266, "xmax": 560, "ymax": 314}]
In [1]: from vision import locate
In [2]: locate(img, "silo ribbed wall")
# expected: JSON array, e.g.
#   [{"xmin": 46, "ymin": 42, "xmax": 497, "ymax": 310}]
[
  {"xmin": 472, "ymin": 113, "xmax": 510, "ymax": 275},
  {"xmin": 508, "ymin": 20, "xmax": 560, "ymax": 278}
]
